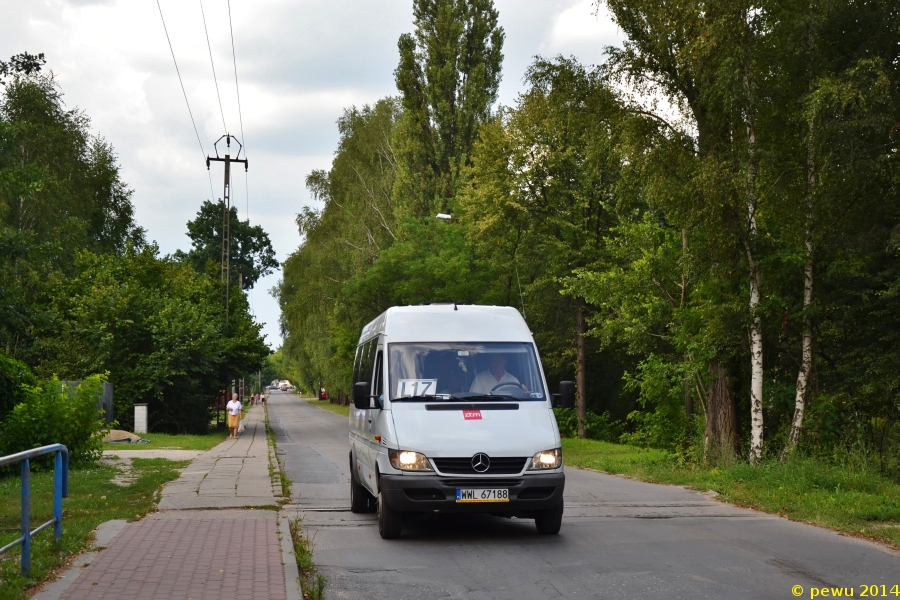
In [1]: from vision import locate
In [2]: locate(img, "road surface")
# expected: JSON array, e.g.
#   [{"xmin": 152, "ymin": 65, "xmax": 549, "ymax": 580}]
[{"xmin": 266, "ymin": 391, "xmax": 898, "ymax": 600}]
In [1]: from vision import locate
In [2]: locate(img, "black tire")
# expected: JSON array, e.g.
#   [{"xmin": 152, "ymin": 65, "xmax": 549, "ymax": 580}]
[
  {"xmin": 349, "ymin": 454, "xmax": 374, "ymax": 513},
  {"xmin": 377, "ymin": 490, "xmax": 402, "ymax": 539},
  {"xmin": 350, "ymin": 474, "xmax": 372, "ymax": 513},
  {"xmin": 535, "ymin": 500, "xmax": 564, "ymax": 535}
]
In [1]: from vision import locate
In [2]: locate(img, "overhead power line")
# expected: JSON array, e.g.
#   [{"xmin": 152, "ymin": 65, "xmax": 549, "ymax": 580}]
[
  {"xmin": 227, "ymin": 0, "xmax": 250, "ymax": 222},
  {"xmin": 156, "ymin": 0, "xmax": 216, "ymax": 202},
  {"xmin": 199, "ymin": 0, "xmax": 228, "ymax": 133}
]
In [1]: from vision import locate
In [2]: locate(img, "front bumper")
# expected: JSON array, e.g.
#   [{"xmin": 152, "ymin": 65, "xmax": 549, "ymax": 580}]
[{"xmin": 379, "ymin": 472, "xmax": 564, "ymax": 514}]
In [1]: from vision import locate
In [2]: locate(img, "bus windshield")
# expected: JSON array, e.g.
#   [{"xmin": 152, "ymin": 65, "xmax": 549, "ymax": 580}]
[{"xmin": 388, "ymin": 342, "xmax": 546, "ymax": 401}]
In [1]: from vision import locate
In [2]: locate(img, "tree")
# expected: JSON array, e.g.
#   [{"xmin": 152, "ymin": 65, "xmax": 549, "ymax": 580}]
[
  {"xmin": 33, "ymin": 245, "xmax": 268, "ymax": 433},
  {"xmin": 593, "ymin": 0, "xmax": 900, "ymax": 463},
  {"xmin": 773, "ymin": 0, "xmax": 899, "ymax": 460},
  {"xmin": 0, "ymin": 53, "xmax": 144, "ymax": 358},
  {"xmin": 0, "ymin": 59, "xmax": 143, "ymax": 251},
  {"xmin": 278, "ymin": 100, "xmax": 401, "ymax": 400},
  {"xmin": 462, "ymin": 57, "xmax": 624, "ymax": 437},
  {"xmin": 0, "ymin": 351, "xmax": 34, "ymax": 423},
  {"xmin": 394, "ymin": 0, "xmax": 504, "ymax": 216},
  {"xmin": 593, "ymin": 0, "xmax": 779, "ymax": 461},
  {"xmin": 278, "ymin": 0, "xmax": 900, "ymax": 470},
  {"xmin": 0, "ymin": 52, "xmax": 46, "ymax": 83},
  {"xmin": 175, "ymin": 200, "xmax": 278, "ymax": 289}
]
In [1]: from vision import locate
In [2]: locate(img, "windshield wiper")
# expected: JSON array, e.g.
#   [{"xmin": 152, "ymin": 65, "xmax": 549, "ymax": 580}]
[
  {"xmin": 395, "ymin": 394, "xmax": 521, "ymax": 402},
  {"xmin": 448, "ymin": 394, "xmax": 518, "ymax": 402},
  {"xmin": 393, "ymin": 394, "xmax": 448, "ymax": 402}
]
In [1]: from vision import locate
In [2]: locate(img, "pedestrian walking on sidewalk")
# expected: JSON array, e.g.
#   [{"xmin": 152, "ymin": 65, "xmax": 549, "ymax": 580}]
[{"xmin": 226, "ymin": 393, "xmax": 242, "ymax": 439}]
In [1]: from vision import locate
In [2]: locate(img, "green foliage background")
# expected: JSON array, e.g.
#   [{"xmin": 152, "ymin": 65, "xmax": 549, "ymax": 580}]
[
  {"xmin": 0, "ymin": 55, "xmax": 269, "ymax": 435},
  {"xmin": 0, "ymin": 376, "xmax": 106, "ymax": 465},
  {"xmin": 278, "ymin": 0, "xmax": 900, "ymax": 476}
]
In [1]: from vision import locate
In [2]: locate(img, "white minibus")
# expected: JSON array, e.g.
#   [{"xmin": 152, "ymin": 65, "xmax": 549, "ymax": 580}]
[{"xmin": 348, "ymin": 304, "xmax": 575, "ymax": 539}]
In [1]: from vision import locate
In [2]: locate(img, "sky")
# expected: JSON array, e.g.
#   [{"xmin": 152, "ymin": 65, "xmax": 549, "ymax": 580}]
[{"xmin": 0, "ymin": 0, "xmax": 624, "ymax": 349}]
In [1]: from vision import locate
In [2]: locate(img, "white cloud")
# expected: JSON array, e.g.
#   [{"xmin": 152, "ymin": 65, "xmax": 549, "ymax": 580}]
[{"xmin": 542, "ymin": 1, "xmax": 623, "ymax": 65}]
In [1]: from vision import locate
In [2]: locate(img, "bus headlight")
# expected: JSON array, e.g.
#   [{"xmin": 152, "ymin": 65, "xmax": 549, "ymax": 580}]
[
  {"xmin": 389, "ymin": 449, "xmax": 433, "ymax": 471},
  {"xmin": 528, "ymin": 448, "xmax": 562, "ymax": 470}
]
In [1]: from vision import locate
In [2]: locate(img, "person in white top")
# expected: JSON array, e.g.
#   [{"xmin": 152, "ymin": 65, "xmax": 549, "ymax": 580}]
[
  {"xmin": 225, "ymin": 393, "xmax": 242, "ymax": 439},
  {"xmin": 469, "ymin": 354, "xmax": 522, "ymax": 394}
]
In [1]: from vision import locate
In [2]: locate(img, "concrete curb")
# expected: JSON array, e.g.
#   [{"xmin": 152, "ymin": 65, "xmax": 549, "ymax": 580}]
[
  {"xmin": 265, "ymin": 405, "xmax": 285, "ymax": 499},
  {"xmin": 270, "ymin": 403, "xmax": 300, "ymax": 599},
  {"xmin": 278, "ymin": 515, "xmax": 303, "ymax": 600},
  {"xmin": 30, "ymin": 519, "xmax": 128, "ymax": 600}
]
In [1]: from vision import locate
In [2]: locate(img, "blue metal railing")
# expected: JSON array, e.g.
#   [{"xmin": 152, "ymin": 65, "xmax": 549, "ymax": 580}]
[{"xmin": 0, "ymin": 444, "xmax": 69, "ymax": 575}]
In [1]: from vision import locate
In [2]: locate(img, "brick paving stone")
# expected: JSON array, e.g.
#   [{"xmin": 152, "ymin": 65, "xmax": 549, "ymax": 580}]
[
  {"xmin": 44, "ymin": 406, "xmax": 293, "ymax": 600},
  {"xmin": 61, "ymin": 514, "xmax": 286, "ymax": 600}
]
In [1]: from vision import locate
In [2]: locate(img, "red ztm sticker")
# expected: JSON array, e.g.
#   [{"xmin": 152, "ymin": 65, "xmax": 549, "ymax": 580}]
[{"xmin": 463, "ymin": 410, "xmax": 482, "ymax": 420}]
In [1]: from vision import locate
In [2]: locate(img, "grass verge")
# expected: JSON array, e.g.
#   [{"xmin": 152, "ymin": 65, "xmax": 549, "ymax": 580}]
[
  {"xmin": 562, "ymin": 437, "xmax": 900, "ymax": 548},
  {"xmin": 0, "ymin": 458, "xmax": 189, "ymax": 599},
  {"xmin": 288, "ymin": 517, "xmax": 326, "ymax": 600},
  {"xmin": 103, "ymin": 428, "xmax": 228, "ymax": 451},
  {"xmin": 306, "ymin": 399, "xmax": 350, "ymax": 418},
  {"xmin": 264, "ymin": 407, "xmax": 291, "ymax": 499}
]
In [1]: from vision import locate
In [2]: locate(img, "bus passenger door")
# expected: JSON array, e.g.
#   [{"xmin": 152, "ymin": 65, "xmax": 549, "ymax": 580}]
[{"xmin": 361, "ymin": 347, "xmax": 383, "ymax": 495}]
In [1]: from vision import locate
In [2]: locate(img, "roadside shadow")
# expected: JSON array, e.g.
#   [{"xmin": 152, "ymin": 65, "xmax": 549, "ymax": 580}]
[{"xmin": 400, "ymin": 512, "xmax": 567, "ymax": 544}]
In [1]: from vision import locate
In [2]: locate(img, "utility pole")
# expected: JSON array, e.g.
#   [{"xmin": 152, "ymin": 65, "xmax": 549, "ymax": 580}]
[{"xmin": 206, "ymin": 134, "xmax": 248, "ymax": 324}]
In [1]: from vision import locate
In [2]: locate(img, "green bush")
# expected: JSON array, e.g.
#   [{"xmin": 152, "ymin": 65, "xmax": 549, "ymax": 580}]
[
  {"xmin": 33, "ymin": 247, "xmax": 268, "ymax": 434},
  {"xmin": 0, "ymin": 352, "xmax": 36, "ymax": 423},
  {"xmin": 554, "ymin": 408, "xmax": 624, "ymax": 442},
  {"xmin": 0, "ymin": 375, "xmax": 106, "ymax": 465}
]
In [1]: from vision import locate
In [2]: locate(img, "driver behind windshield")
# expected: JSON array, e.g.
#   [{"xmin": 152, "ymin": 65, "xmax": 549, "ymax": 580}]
[{"xmin": 469, "ymin": 354, "xmax": 524, "ymax": 394}]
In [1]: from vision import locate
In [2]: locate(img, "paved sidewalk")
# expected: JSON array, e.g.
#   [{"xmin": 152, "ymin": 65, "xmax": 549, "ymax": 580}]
[
  {"xmin": 43, "ymin": 405, "xmax": 297, "ymax": 600},
  {"xmin": 61, "ymin": 511, "xmax": 285, "ymax": 600},
  {"xmin": 158, "ymin": 407, "xmax": 275, "ymax": 510}
]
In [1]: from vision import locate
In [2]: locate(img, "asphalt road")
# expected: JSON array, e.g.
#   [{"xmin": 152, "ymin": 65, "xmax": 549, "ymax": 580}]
[{"xmin": 266, "ymin": 391, "xmax": 899, "ymax": 600}]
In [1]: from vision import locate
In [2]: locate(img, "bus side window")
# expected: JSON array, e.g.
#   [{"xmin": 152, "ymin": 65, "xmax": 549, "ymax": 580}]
[
  {"xmin": 372, "ymin": 350, "xmax": 383, "ymax": 400},
  {"xmin": 362, "ymin": 340, "xmax": 377, "ymax": 389},
  {"xmin": 352, "ymin": 345, "xmax": 362, "ymax": 387}
]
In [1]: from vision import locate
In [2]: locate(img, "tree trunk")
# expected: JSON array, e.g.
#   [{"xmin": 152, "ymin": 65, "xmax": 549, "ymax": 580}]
[
  {"xmin": 704, "ymin": 363, "xmax": 739, "ymax": 463},
  {"xmin": 682, "ymin": 229, "xmax": 692, "ymax": 419},
  {"xmin": 684, "ymin": 373, "xmax": 693, "ymax": 418},
  {"xmin": 782, "ymin": 105, "xmax": 816, "ymax": 462},
  {"xmin": 747, "ymin": 250, "xmax": 764, "ymax": 464},
  {"xmin": 575, "ymin": 298, "xmax": 587, "ymax": 439},
  {"xmin": 744, "ymin": 66, "xmax": 764, "ymax": 465},
  {"xmin": 782, "ymin": 253, "xmax": 812, "ymax": 461}
]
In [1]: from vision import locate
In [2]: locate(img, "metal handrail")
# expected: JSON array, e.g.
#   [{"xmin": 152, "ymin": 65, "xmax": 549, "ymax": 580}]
[{"xmin": 0, "ymin": 444, "xmax": 69, "ymax": 575}]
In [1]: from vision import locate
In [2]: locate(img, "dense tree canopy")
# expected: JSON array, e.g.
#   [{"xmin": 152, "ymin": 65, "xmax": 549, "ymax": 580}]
[
  {"xmin": 0, "ymin": 54, "xmax": 270, "ymax": 434},
  {"xmin": 279, "ymin": 0, "xmax": 898, "ymax": 476},
  {"xmin": 33, "ymin": 246, "xmax": 267, "ymax": 433},
  {"xmin": 461, "ymin": 58, "xmax": 626, "ymax": 435}
]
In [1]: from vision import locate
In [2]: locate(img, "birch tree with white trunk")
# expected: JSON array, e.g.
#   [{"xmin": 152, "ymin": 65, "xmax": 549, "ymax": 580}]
[
  {"xmin": 742, "ymin": 11, "xmax": 765, "ymax": 465},
  {"xmin": 781, "ymin": 58, "xmax": 817, "ymax": 462}
]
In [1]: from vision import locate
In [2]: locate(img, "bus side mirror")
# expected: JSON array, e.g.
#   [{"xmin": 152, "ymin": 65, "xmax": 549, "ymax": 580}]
[
  {"xmin": 353, "ymin": 382, "xmax": 370, "ymax": 409},
  {"xmin": 556, "ymin": 381, "xmax": 575, "ymax": 409}
]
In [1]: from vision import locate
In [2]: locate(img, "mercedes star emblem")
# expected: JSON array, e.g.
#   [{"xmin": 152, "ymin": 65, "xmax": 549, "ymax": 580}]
[{"xmin": 471, "ymin": 453, "xmax": 490, "ymax": 473}]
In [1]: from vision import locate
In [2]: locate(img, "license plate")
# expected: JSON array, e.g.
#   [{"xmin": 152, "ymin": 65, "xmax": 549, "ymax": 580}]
[{"xmin": 455, "ymin": 488, "xmax": 509, "ymax": 503}]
